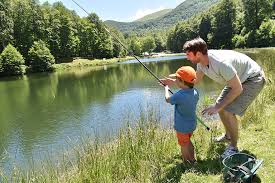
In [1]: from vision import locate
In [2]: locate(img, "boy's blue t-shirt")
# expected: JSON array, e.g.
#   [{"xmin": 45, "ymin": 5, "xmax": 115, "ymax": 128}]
[{"xmin": 170, "ymin": 88, "xmax": 199, "ymax": 133}]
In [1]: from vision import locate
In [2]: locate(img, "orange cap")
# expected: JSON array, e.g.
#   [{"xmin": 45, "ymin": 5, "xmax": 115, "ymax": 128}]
[{"xmin": 174, "ymin": 66, "xmax": 196, "ymax": 83}]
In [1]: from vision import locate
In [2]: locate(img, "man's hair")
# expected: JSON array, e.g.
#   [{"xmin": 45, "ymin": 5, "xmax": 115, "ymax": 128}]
[{"xmin": 183, "ymin": 37, "xmax": 208, "ymax": 55}]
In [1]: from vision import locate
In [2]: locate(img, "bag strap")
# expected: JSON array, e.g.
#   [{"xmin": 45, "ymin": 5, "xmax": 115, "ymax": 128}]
[
  {"xmin": 237, "ymin": 165, "xmax": 253, "ymax": 176},
  {"xmin": 227, "ymin": 170, "xmax": 235, "ymax": 178}
]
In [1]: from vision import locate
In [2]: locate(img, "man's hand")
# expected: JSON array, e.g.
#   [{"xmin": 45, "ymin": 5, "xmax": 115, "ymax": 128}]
[
  {"xmin": 159, "ymin": 77, "xmax": 176, "ymax": 86},
  {"xmin": 202, "ymin": 104, "xmax": 222, "ymax": 116}
]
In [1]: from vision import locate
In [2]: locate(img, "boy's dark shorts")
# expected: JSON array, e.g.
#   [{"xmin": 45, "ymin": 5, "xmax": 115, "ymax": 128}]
[{"xmin": 216, "ymin": 73, "xmax": 265, "ymax": 116}]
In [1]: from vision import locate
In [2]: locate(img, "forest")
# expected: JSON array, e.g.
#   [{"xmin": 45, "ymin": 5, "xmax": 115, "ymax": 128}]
[{"xmin": 0, "ymin": 0, "xmax": 274, "ymax": 76}]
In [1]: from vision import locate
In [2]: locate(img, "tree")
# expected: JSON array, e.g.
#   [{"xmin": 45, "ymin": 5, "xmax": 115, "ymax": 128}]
[
  {"xmin": 0, "ymin": 44, "xmax": 25, "ymax": 76},
  {"xmin": 52, "ymin": 1, "xmax": 80, "ymax": 58},
  {"xmin": 27, "ymin": 40, "xmax": 55, "ymax": 72},
  {"xmin": 0, "ymin": 0, "xmax": 13, "ymax": 52},
  {"xmin": 166, "ymin": 29, "xmax": 177, "ymax": 52},
  {"xmin": 94, "ymin": 32, "xmax": 113, "ymax": 58},
  {"xmin": 209, "ymin": 0, "xmax": 236, "ymax": 49},
  {"xmin": 232, "ymin": 34, "xmax": 247, "ymax": 48},
  {"xmin": 41, "ymin": 2, "xmax": 62, "ymax": 58},
  {"xmin": 153, "ymin": 33, "xmax": 166, "ymax": 52},
  {"xmin": 77, "ymin": 18, "xmax": 97, "ymax": 57},
  {"xmin": 256, "ymin": 20, "xmax": 275, "ymax": 47},
  {"xmin": 174, "ymin": 21, "xmax": 199, "ymax": 52},
  {"xmin": 199, "ymin": 15, "xmax": 212, "ymax": 43},
  {"xmin": 88, "ymin": 13, "xmax": 102, "ymax": 28},
  {"xmin": 242, "ymin": 0, "xmax": 272, "ymax": 32},
  {"xmin": 128, "ymin": 36, "xmax": 142, "ymax": 56},
  {"xmin": 272, "ymin": 1, "xmax": 275, "ymax": 19},
  {"xmin": 271, "ymin": 24, "xmax": 275, "ymax": 46},
  {"xmin": 87, "ymin": 13, "xmax": 113, "ymax": 58},
  {"xmin": 141, "ymin": 36, "xmax": 156, "ymax": 54},
  {"xmin": 110, "ymin": 27, "xmax": 127, "ymax": 57},
  {"xmin": 13, "ymin": 0, "xmax": 36, "ymax": 58},
  {"xmin": 59, "ymin": 15, "xmax": 76, "ymax": 58},
  {"xmin": 30, "ymin": 0, "xmax": 47, "ymax": 42}
]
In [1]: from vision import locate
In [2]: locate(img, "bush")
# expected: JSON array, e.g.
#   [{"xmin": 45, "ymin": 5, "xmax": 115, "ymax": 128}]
[
  {"xmin": 269, "ymin": 20, "xmax": 275, "ymax": 46},
  {"xmin": 27, "ymin": 40, "xmax": 55, "ymax": 72},
  {"xmin": 0, "ymin": 44, "xmax": 25, "ymax": 76},
  {"xmin": 0, "ymin": 56, "xmax": 2, "ymax": 73},
  {"xmin": 256, "ymin": 20, "xmax": 274, "ymax": 47},
  {"xmin": 232, "ymin": 34, "xmax": 246, "ymax": 48}
]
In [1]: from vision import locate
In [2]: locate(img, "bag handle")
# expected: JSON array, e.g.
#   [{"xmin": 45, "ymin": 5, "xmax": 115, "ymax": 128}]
[{"xmin": 237, "ymin": 165, "xmax": 253, "ymax": 176}]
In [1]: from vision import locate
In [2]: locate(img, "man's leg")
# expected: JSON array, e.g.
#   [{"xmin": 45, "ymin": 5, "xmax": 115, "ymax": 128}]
[{"xmin": 218, "ymin": 109, "xmax": 238, "ymax": 148}]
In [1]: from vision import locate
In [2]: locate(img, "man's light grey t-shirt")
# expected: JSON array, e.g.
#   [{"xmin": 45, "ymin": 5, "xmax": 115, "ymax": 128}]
[{"xmin": 197, "ymin": 50, "xmax": 262, "ymax": 84}]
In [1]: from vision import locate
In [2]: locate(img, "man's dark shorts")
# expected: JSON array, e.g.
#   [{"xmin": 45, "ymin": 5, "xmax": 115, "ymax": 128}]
[{"xmin": 216, "ymin": 72, "xmax": 266, "ymax": 116}]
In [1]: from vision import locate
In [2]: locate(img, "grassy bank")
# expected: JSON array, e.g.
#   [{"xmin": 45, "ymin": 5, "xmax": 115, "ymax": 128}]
[
  {"xmin": 53, "ymin": 53, "xmax": 183, "ymax": 71},
  {"xmin": 4, "ymin": 80, "xmax": 273, "ymax": 183},
  {"xmin": 53, "ymin": 56, "xmax": 134, "ymax": 71},
  {"xmin": 1, "ymin": 49, "xmax": 274, "ymax": 182}
]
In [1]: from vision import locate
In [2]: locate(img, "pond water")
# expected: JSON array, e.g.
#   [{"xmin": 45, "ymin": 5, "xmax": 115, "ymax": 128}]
[{"xmin": 0, "ymin": 56, "xmax": 222, "ymax": 172}]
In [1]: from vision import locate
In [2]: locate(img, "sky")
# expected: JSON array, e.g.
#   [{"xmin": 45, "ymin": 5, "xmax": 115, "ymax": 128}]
[{"xmin": 40, "ymin": 0, "xmax": 186, "ymax": 22}]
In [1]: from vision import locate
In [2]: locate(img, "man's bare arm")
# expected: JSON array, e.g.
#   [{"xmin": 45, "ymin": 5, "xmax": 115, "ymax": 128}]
[
  {"xmin": 202, "ymin": 74, "xmax": 243, "ymax": 115},
  {"xmin": 194, "ymin": 70, "xmax": 204, "ymax": 85},
  {"xmin": 216, "ymin": 74, "xmax": 243, "ymax": 110}
]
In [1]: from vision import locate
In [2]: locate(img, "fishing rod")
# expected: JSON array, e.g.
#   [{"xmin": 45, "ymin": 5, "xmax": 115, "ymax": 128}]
[
  {"xmin": 71, "ymin": 0, "xmax": 171, "ymax": 92},
  {"xmin": 71, "ymin": 0, "xmax": 210, "ymax": 131},
  {"xmin": 72, "ymin": 0, "xmax": 170, "ymax": 89}
]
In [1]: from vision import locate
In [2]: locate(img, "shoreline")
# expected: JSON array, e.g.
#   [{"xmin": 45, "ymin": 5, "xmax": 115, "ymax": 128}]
[{"xmin": 53, "ymin": 52, "xmax": 184, "ymax": 71}]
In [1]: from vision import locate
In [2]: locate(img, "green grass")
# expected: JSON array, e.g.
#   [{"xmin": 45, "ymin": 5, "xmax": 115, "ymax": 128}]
[{"xmin": 1, "ymin": 48, "xmax": 274, "ymax": 182}]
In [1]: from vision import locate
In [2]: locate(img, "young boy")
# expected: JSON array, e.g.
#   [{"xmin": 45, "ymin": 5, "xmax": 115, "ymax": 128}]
[{"xmin": 164, "ymin": 66, "xmax": 199, "ymax": 163}]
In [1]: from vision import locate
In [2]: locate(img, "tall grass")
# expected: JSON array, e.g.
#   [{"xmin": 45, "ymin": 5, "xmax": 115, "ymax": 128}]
[
  {"xmin": 1, "ymin": 110, "xmax": 226, "ymax": 182},
  {"xmin": 240, "ymin": 49, "xmax": 275, "ymax": 127},
  {"xmin": 67, "ymin": 109, "xmax": 177, "ymax": 183}
]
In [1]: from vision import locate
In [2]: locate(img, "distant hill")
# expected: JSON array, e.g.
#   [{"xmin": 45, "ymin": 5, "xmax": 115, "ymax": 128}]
[
  {"xmin": 105, "ymin": 0, "xmax": 221, "ymax": 34},
  {"xmin": 134, "ymin": 9, "xmax": 172, "ymax": 22}
]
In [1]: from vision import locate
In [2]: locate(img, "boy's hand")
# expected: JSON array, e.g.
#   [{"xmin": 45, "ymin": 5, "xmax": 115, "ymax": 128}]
[
  {"xmin": 160, "ymin": 77, "xmax": 176, "ymax": 86},
  {"xmin": 164, "ymin": 85, "xmax": 171, "ymax": 103}
]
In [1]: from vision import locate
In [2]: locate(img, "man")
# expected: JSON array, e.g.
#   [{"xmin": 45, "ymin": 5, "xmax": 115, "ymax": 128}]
[{"xmin": 161, "ymin": 37, "xmax": 265, "ymax": 158}]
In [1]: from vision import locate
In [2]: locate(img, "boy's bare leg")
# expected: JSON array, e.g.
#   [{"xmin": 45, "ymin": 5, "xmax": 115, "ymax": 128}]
[
  {"xmin": 181, "ymin": 142, "xmax": 195, "ymax": 162},
  {"xmin": 218, "ymin": 109, "xmax": 238, "ymax": 148}
]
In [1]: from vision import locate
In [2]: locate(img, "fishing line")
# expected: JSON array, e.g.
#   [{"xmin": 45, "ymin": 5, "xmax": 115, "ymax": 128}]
[{"xmin": 71, "ymin": 0, "xmax": 210, "ymax": 131}]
